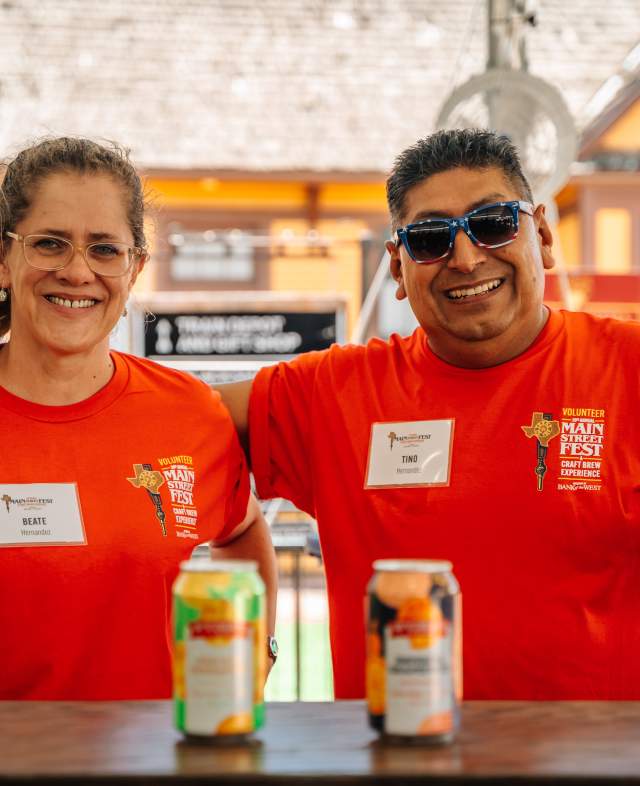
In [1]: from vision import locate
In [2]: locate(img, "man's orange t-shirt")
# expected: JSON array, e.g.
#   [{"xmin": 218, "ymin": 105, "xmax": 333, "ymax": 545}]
[
  {"xmin": 249, "ymin": 310, "xmax": 640, "ymax": 700},
  {"xmin": 0, "ymin": 352, "xmax": 249, "ymax": 699}
]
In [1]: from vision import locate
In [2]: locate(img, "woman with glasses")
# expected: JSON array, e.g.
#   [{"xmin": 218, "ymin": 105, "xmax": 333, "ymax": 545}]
[{"xmin": 0, "ymin": 137, "xmax": 276, "ymax": 699}]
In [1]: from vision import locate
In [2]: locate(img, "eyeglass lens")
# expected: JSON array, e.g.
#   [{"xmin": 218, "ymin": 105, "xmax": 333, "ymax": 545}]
[
  {"xmin": 406, "ymin": 204, "xmax": 517, "ymax": 262},
  {"xmin": 24, "ymin": 235, "xmax": 131, "ymax": 275}
]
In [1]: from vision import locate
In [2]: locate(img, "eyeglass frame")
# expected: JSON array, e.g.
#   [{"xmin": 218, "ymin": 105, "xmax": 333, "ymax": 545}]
[
  {"xmin": 394, "ymin": 200, "xmax": 535, "ymax": 264},
  {"xmin": 3, "ymin": 231, "xmax": 148, "ymax": 277}
]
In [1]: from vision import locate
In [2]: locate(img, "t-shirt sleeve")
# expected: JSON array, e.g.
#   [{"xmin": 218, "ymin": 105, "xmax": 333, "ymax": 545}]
[
  {"xmin": 248, "ymin": 352, "xmax": 322, "ymax": 516},
  {"xmin": 200, "ymin": 385, "xmax": 251, "ymax": 544},
  {"xmin": 218, "ymin": 427, "xmax": 251, "ymax": 542}
]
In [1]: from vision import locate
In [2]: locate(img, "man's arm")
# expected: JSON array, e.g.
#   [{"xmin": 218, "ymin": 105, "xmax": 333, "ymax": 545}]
[
  {"xmin": 217, "ymin": 380, "xmax": 252, "ymax": 457},
  {"xmin": 209, "ymin": 492, "xmax": 277, "ymax": 638}
]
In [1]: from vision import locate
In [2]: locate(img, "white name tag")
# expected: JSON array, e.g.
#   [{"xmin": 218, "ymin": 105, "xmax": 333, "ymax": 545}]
[
  {"xmin": 365, "ymin": 420, "xmax": 454, "ymax": 489},
  {"xmin": 0, "ymin": 484, "xmax": 86, "ymax": 547}
]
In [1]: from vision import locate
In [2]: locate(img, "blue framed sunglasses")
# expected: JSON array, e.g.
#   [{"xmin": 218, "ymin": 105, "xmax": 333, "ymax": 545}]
[{"xmin": 394, "ymin": 200, "xmax": 534, "ymax": 264}]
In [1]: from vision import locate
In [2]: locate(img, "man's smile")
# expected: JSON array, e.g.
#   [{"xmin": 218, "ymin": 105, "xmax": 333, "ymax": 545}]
[{"xmin": 443, "ymin": 277, "xmax": 505, "ymax": 301}]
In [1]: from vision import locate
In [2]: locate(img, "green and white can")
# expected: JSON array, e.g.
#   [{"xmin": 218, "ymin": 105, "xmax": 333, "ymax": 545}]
[{"xmin": 172, "ymin": 558, "xmax": 266, "ymax": 742}]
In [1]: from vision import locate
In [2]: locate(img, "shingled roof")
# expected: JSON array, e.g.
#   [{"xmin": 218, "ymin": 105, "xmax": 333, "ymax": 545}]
[{"xmin": 1, "ymin": 1, "xmax": 638, "ymax": 174}]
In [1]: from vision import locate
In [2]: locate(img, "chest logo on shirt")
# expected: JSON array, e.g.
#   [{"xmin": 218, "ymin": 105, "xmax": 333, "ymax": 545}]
[
  {"xmin": 127, "ymin": 464, "xmax": 168, "ymax": 536},
  {"xmin": 126, "ymin": 455, "xmax": 200, "ymax": 540},
  {"xmin": 521, "ymin": 412, "xmax": 561, "ymax": 491},
  {"xmin": 521, "ymin": 408, "xmax": 606, "ymax": 493}
]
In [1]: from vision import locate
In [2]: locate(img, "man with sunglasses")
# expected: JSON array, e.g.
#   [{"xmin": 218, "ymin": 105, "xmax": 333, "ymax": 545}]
[{"xmin": 220, "ymin": 129, "xmax": 640, "ymax": 703}]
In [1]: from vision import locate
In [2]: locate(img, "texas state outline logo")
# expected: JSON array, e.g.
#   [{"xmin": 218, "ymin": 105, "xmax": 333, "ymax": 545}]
[
  {"xmin": 521, "ymin": 412, "xmax": 561, "ymax": 491},
  {"xmin": 127, "ymin": 463, "xmax": 167, "ymax": 535}
]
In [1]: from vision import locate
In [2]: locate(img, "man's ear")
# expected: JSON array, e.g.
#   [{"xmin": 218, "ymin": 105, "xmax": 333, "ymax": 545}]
[
  {"xmin": 386, "ymin": 240, "xmax": 407, "ymax": 300},
  {"xmin": 535, "ymin": 205, "xmax": 556, "ymax": 271}
]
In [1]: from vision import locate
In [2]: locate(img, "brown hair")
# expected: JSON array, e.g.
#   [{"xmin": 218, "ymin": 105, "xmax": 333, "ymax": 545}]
[{"xmin": 0, "ymin": 137, "xmax": 147, "ymax": 337}]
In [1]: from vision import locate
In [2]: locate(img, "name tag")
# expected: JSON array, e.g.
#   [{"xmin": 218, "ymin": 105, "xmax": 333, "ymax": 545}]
[
  {"xmin": 0, "ymin": 484, "xmax": 86, "ymax": 547},
  {"xmin": 365, "ymin": 420, "xmax": 454, "ymax": 489}
]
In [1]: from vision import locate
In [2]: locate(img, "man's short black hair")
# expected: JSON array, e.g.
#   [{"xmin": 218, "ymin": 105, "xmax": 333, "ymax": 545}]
[{"xmin": 386, "ymin": 128, "xmax": 534, "ymax": 230}]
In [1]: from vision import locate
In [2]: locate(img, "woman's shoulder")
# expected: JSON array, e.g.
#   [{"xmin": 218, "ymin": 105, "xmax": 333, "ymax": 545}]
[{"xmin": 113, "ymin": 352, "xmax": 214, "ymax": 401}]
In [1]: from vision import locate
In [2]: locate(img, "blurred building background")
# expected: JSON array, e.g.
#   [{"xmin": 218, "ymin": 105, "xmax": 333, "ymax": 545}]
[
  {"xmin": 3, "ymin": 0, "xmax": 639, "ymax": 699},
  {"xmin": 2, "ymin": 1, "xmax": 640, "ymax": 337}
]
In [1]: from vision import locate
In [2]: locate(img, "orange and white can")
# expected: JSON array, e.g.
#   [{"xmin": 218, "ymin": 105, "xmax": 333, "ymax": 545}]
[{"xmin": 366, "ymin": 559, "xmax": 462, "ymax": 744}]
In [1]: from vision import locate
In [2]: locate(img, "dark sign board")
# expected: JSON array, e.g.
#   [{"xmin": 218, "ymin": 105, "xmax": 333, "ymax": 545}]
[{"xmin": 145, "ymin": 312, "xmax": 337, "ymax": 357}]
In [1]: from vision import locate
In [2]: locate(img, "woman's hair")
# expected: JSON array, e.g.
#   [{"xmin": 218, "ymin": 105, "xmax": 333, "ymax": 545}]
[{"xmin": 0, "ymin": 137, "xmax": 147, "ymax": 337}]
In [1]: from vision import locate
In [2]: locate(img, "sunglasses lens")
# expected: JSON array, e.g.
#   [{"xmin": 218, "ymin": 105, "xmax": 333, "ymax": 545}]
[
  {"xmin": 405, "ymin": 222, "xmax": 450, "ymax": 262},
  {"xmin": 468, "ymin": 205, "xmax": 516, "ymax": 247}
]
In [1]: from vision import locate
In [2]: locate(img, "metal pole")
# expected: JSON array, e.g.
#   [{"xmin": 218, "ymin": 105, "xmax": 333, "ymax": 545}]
[
  {"xmin": 487, "ymin": 0, "xmax": 512, "ymax": 69},
  {"xmin": 486, "ymin": 0, "xmax": 512, "ymax": 133},
  {"xmin": 293, "ymin": 549, "xmax": 302, "ymax": 700},
  {"xmin": 350, "ymin": 250, "xmax": 390, "ymax": 343}
]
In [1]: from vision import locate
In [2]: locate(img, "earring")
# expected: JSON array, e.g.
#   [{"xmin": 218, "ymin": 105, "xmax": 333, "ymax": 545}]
[
  {"xmin": 0, "ymin": 288, "xmax": 7, "ymax": 302},
  {"xmin": 122, "ymin": 306, "xmax": 128, "ymax": 318}
]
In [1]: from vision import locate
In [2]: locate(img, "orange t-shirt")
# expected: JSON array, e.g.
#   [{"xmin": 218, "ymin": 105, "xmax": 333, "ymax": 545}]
[
  {"xmin": 0, "ymin": 352, "xmax": 249, "ymax": 699},
  {"xmin": 249, "ymin": 310, "xmax": 640, "ymax": 700}
]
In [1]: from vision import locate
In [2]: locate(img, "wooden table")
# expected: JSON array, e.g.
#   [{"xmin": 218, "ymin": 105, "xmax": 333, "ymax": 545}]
[{"xmin": 2, "ymin": 700, "xmax": 640, "ymax": 783}]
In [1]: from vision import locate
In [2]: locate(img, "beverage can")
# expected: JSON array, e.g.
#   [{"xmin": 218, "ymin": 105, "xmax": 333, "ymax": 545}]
[
  {"xmin": 172, "ymin": 558, "xmax": 266, "ymax": 741},
  {"xmin": 366, "ymin": 559, "xmax": 462, "ymax": 744}
]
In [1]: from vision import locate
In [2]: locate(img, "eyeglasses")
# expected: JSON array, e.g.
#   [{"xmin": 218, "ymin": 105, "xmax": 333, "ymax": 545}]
[
  {"xmin": 394, "ymin": 200, "xmax": 534, "ymax": 264},
  {"xmin": 4, "ymin": 232, "xmax": 147, "ymax": 277}
]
